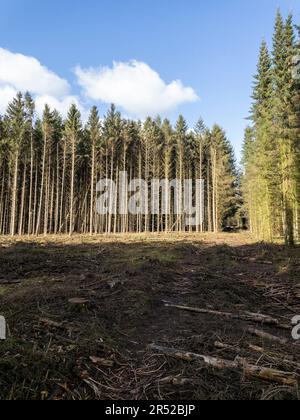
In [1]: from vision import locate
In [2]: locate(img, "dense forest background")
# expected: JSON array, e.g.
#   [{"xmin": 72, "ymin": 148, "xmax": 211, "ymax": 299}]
[
  {"xmin": 0, "ymin": 98, "xmax": 239, "ymax": 236},
  {"xmin": 242, "ymin": 11, "xmax": 300, "ymax": 245}
]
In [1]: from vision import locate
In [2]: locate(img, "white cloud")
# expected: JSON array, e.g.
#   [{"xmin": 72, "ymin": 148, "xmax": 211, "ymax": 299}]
[
  {"xmin": 0, "ymin": 85, "xmax": 17, "ymax": 114},
  {"xmin": 75, "ymin": 60, "xmax": 199, "ymax": 117},
  {"xmin": 35, "ymin": 95, "xmax": 86, "ymax": 119},
  {"xmin": 0, "ymin": 49, "xmax": 198, "ymax": 121},
  {"xmin": 0, "ymin": 47, "xmax": 85, "ymax": 118},
  {"xmin": 0, "ymin": 47, "xmax": 70, "ymax": 97}
]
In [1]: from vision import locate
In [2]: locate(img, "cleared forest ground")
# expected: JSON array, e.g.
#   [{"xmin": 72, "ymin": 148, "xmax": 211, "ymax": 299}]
[{"xmin": 0, "ymin": 233, "xmax": 300, "ymax": 400}]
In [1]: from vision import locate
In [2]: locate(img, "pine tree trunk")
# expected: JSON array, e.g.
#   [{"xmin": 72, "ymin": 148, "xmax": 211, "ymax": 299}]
[
  {"xmin": 69, "ymin": 135, "xmax": 76, "ymax": 236},
  {"xmin": 36, "ymin": 135, "xmax": 47, "ymax": 235},
  {"xmin": 18, "ymin": 163, "xmax": 27, "ymax": 236},
  {"xmin": 28, "ymin": 132, "xmax": 34, "ymax": 235},
  {"xmin": 90, "ymin": 144, "xmax": 95, "ymax": 235},
  {"xmin": 59, "ymin": 140, "xmax": 67, "ymax": 233},
  {"xmin": 10, "ymin": 150, "xmax": 19, "ymax": 236}
]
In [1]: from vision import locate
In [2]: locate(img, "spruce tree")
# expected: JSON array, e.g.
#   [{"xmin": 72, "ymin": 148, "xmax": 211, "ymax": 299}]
[
  {"xmin": 64, "ymin": 104, "xmax": 82, "ymax": 235},
  {"xmin": 6, "ymin": 93, "xmax": 25, "ymax": 236},
  {"xmin": 86, "ymin": 106, "xmax": 101, "ymax": 235}
]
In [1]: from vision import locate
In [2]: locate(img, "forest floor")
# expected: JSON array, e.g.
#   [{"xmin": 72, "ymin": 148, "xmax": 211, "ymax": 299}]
[{"xmin": 1, "ymin": 232, "xmax": 300, "ymax": 400}]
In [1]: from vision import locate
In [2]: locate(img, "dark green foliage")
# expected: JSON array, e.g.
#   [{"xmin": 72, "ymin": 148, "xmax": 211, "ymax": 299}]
[{"xmin": 242, "ymin": 11, "xmax": 300, "ymax": 245}]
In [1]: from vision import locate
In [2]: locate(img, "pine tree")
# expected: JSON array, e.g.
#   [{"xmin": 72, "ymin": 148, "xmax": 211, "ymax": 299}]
[
  {"xmin": 102, "ymin": 104, "xmax": 123, "ymax": 233},
  {"xmin": 251, "ymin": 40, "xmax": 276, "ymax": 240},
  {"xmin": 86, "ymin": 106, "xmax": 101, "ymax": 235},
  {"xmin": 194, "ymin": 118, "xmax": 206, "ymax": 232},
  {"xmin": 24, "ymin": 93, "xmax": 35, "ymax": 235},
  {"xmin": 6, "ymin": 93, "xmax": 26, "ymax": 236},
  {"xmin": 36, "ymin": 105, "xmax": 53, "ymax": 234},
  {"xmin": 273, "ymin": 11, "xmax": 295, "ymax": 245},
  {"xmin": 243, "ymin": 11, "xmax": 300, "ymax": 245},
  {"xmin": 210, "ymin": 125, "xmax": 237, "ymax": 231},
  {"xmin": 161, "ymin": 119, "xmax": 174, "ymax": 232},
  {"xmin": 174, "ymin": 115, "xmax": 188, "ymax": 231},
  {"xmin": 64, "ymin": 104, "xmax": 82, "ymax": 236}
]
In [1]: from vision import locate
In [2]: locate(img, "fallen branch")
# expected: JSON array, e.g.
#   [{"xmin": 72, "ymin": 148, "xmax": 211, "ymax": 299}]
[
  {"xmin": 248, "ymin": 344, "xmax": 300, "ymax": 370},
  {"xmin": 148, "ymin": 344, "xmax": 237, "ymax": 369},
  {"xmin": 243, "ymin": 312, "xmax": 289, "ymax": 330},
  {"xmin": 214, "ymin": 341, "xmax": 243, "ymax": 353},
  {"xmin": 164, "ymin": 303, "xmax": 289, "ymax": 329},
  {"xmin": 0, "ymin": 280, "xmax": 22, "ymax": 285},
  {"xmin": 248, "ymin": 328, "xmax": 288, "ymax": 346},
  {"xmin": 165, "ymin": 303, "xmax": 233, "ymax": 318},
  {"xmin": 148, "ymin": 344, "xmax": 298, "ymax": 387},
  {"xmin": 235, "ymin": 357, "xmax": 297, "ymax": 386}
]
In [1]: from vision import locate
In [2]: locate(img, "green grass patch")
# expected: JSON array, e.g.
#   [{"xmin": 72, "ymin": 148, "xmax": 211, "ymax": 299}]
[
  {"xmin": 0, "ymin": 286, "xmax": 8, "ymax": 296},
  {"xmin": 109, "ymin": 245, "xmax": 183, "ymax": 267}
]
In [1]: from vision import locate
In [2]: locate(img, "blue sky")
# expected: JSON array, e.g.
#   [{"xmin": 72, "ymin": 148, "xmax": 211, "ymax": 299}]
[{"xmin": 1, "ymin": 0, "xmax": 300, "ymax": 160}]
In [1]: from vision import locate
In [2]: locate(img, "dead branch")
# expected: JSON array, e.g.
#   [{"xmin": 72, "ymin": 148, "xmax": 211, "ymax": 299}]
[
  {"xmin": 243, "ymin": 312, "xmax": 289, "ymax": 330},
  {"xmin": 0, "ymin": 280, "xmax": 22, "ymax": 285},
  {"xmin": 248, "ymin": 328, "xmax": 288, "ymax": 346},
  {"xmin": 214, "ymin": 341, "xmax": 243, "ymax": 353},
  {"xmin": 148, "ymin": 344, "xmax": 298, "ymax": 387},
  {"xmin": 248, "ymin": 345, "xmax": 300, "ymax": 370},
  {"xmin": 148, "ymin": 344, "xmax": 237, "ymax": 369},
  {"xmin": 235, "ymin": 357, "xmax": 297, "ymax": 387},
  {"xmin": 164, "ymin": 303, "xmax": 290, "ymax": 329}
]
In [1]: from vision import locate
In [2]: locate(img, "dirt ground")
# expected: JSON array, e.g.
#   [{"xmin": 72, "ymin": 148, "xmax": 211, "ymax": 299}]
[{"xmin": 0, "ymin": 232, "xmax": 300, "ymax": 400}]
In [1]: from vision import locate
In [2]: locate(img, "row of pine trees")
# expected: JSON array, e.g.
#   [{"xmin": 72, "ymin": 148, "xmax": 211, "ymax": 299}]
[
  {"xmin": 242, "ymin": 11, "xmax": 300, "ymax": 245},
  {"xmin": 0, "ymin": 94, "xmax": 238, "ymax": 236}
]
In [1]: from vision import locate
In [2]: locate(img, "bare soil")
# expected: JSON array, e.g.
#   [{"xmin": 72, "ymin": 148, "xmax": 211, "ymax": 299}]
[{"xmin": 0, "ymin": 233, "xmax": 300, "ymax": 400}]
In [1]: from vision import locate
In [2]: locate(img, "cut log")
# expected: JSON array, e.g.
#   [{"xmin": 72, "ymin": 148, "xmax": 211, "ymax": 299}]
[
  {"xmin": 235, "ymin": 357, "xmax": 297, "ymax": 387},
  {"xmin": 248, "ymin": 328, "xmax": 288, "ymax": 345},
  {"xmin": 243, "ymin": 312, "xmax": 289, "ymax": 330},
  {"xmin": 148, "ymin": 344, "xmax": 237, "ymax": 369},
  {"xmin": 149, "ymin": 344, "xmax": 298, "ymax": 387},
  {"xmin": 164, "ymin": 303, "xmax": 289, "ymax": 329}
]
